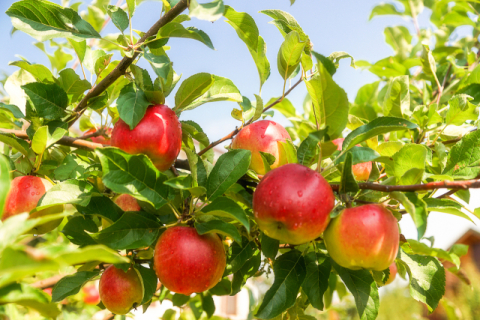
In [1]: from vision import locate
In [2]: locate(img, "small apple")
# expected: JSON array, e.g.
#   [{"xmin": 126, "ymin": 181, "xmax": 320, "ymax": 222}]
[
  {"xmin": 82, "ymin": 283, "xmax": 100, "ymax": 305},
  {"xmin": 153, "ymin": 226, "xmax": 226, "ymax": 295},
  {"xmin": 111, "ymin": 104, "xmax": 182, "ymax": 171},
  {"xmin": 99, "ymin": 265, "xmax": 143, "ymax": 315},
  {"xmin": 324, "ymin": 204, "xmax": 399, "ymax": 271},
  {"xmin": 114, "ymin": 194, "xmax": 141, "ymax": 212},
  {"xmin": 384, "ymin": 262, "xmax": 397, "ymax": 285},
  {"xmin": 252, "ymin": 163, "xmax": 335, "ymax": 245},
  {"xmin": 83, "ymin": 128, "xmax": 112, "ymax": 145},
  {"xmin": 2, "ymin": 176, "xmax": 64, "ymax": 234},
  {"xmin": 43, "ymin": 288, "xmax": 52, "ymax": 296},
  {"xmin": 332, "ymin": 138, "xmax": 372, "ymax": 181},
  {"xmin": 232, "ymin": 120, "xmax": 292, "ymax": 175}
]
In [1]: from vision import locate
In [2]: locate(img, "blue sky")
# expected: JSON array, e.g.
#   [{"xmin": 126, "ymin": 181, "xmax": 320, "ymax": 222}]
[{"xmin": 2, "ymin": 0, "xmax": 479, "ymax": 249}]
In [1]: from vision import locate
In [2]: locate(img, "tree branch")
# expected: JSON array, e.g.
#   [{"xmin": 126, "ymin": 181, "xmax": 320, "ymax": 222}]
[
  {"xmin": 65, "ymin": 0, "xmax": 189, "ymax": 127},
  {"xmin": 331, "ymin": 179, "xmax": 480, "ymax": 192},
  {"xmin": 197, "ymin": 77, "xmax": 304, "ymax": 157}
]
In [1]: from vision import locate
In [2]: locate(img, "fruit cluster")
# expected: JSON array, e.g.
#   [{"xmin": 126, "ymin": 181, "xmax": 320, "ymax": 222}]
[{"xmin": 2, "ymin": 104, "xmax": 399, "ymax": 315}]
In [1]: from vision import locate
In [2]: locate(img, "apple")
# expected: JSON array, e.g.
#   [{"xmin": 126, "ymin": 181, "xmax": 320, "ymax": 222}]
[
  {"xmin": 324, "ymin": 204, "xmax": 399, "ymax": 271},
  {"xmin": 2, "ymin": 176, "xmax": 64, "ymax": 234},
  {"xmin": 384, "ymin": 262, "xmax": 397, "ymax": 285},
  {"xmin": 332, "ymin": 138, "xmax": 372, "ymax": 181},
  {"xmin": 99, "ymin": 265, "xmax": 143, "ymax": 315},
  {"xmin": 252, "ymin": 163, "xmax": 335, "ymax": 245},
  {"xmin": 111, "ymin": 104, "xmax": 182, "ymax": 171},
  {"xmin": 153, "ymin": 226, "xmax": 226, "ymax": 295},
  {"xmin": 82, "ymin": 283, "xmax": 100, "ymax": 305},
  {"xmin": 231, "ymin": 120, "xmax": 292, "ymax": 175},
  {"xmin": 83, "ymin": 127, "xmax": 112, "ymax": 145},
  {"xmin": 114, "ymin": 194, "xmax": 141, "ymax": 212}
]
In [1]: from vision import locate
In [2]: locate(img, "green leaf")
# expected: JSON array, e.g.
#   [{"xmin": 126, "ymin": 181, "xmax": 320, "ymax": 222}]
[
  {"xmin": 421, "ymin": 45, "xmax": 436, "ymax": 76},
  {"xmin": 195, "ymin": 220, "xmax": 241, "ymax": 244},
  {"xmin": 312, "ymin": 51, "xmax": 336, "ymax": 76},
  {"xmin": 117, "ymin": 83, "xmax": 151, "ymax": 130},
  {"xmin": 84, "ymin": 48, "xmax": 106, "ymax": 75},
  {"xmin": 201, "ymin": 292, "xmax": 215, "ymax": 318},
  {"xmin": 231, "ymin": 249, "xmax": 261, "ymax": 295},
  {"xmin": 398, "ymin": 249, "xmax": 445, "ymax": 312},
  {"xmin": 277, "ymin": 31, "xmax": 305, "ymax": 80},
  {"xmin": 137, "ymin": 265, "xmax": 158, "ymax": 305},
  {"xmin": 6, "ymin": 0, "xmax": 101, "ymax": 41},
  {"xmin": 54, "ymin": 154, "xmax": 89, "ymax": 180},
  {"xmin": 424, "ymin": 198, "xmax": 474, "ymax": 224},
  {"xmin": 0, "ymin": 283, "xmax": 60, "ymax": 318},
  {"xmin": 250, "ymin": 36, "xmax": 271, "ymax": 90},
  {"xmin": 224, "ymin": 6, "xmax": 259, "ymax": 52},
  {"xmin": 57, "ymin": 69, "xmax": 91, "ymax": 103},
  {"xmin": 107, "ymin": 5, "xmax": 129, "ymax": 33},
  {"xmin": 206, "ymin": 149, "xmax": 251, "ymax": 201},
  {"xmin": 383, "ymin": 75, "xmax": 410, "ymax": 118},
  {"xmin": 340, "ymin": 152, "xmax": 359, "ymax": 193},
  {"xmin": 174, "ymin": 73, "xmax": 214, "ymax": 112},
  {"xmin": 180, "ymin": 75, "xmax": 242, "ymax": 112},
  {"xmin": 9, "ymin": 60, "xmax": 55, "ymax": 83},
  {"xmin": 228, "ymin": 237, "xmax": 255, "ymax": 274},
  {"xmin": 157, "ymin": 23, "xmax": 214, "ymax": 49},
  {"xmin": 389, "ymin": 144, "xmax": 427, "ymax": 183},
  {"xmin": 445, "ymin": 94, "xmax": 479, "ymax": 126},
  {"xmin": 252, "ymin": 94, "xmax": 264, "ymax": 121},
  {"xmin": 67, "ymin": 39, "xmax": 87, "ymax": 63},
  {"xmin": 329, "ymin": 51, "xmax": 356, "ymax": 68},
  {"xmin": 256, "ymin": 250, "xmax": 306, "ymax": 319},
  {"xmin": 189, "ymin": 0, "xmax": 224, "ymax": 22},
  {"xmin": 260, "ymin": 233, "xmax": 279, "ymax": 260},
  {"xmin": 96, "ymin": 147, "xmax": 171, "ymax": 210},
  {"xmin": 0, "ymin": 156, "xmax": 11, "ymax": 219},
  {"xmin": 370, "ymin": 3, "xmax": 403, "ymax": 20},
  {"xmin": 22, "ymin": 82, "xmax": 68, "ymax": 120},
  {"xmin": 0, "ymin": 102, "xmax": 25, "ymax": 119},
  {"xmin": 302, "ymin": 252, "xmax": 331, "ymax": 311},
  {"xmin": 260, "ymin": 10, "xmax": 307, "ymax": 44},
  {"xmin": 94, "ymin": 54, "xmax": 113, "ymax": 76},
  {"xmin": 0, "ymin": 133, "xmax": 30, "ymax": 156},
  {"xmin": 52, "ymin": 271, "xmax": 100, "ymax": 302},
  {"xmin": 342, "ymin": 117, "xmax": 417, "ymax": 151},
  {"xmin": 76, "ymin": 196, "xmax": 123, "ymax": 223},
  {"xmin": 57, "ymin": 245, "xmax": 130, "ymax": 266},
  {"xmin": 278, "ymin": 140, "xmax": 298, "ymax": 165},
  {"xmin": 93, "ymin": 212, "xmax": 161, "ymax": 250},
  {"xmin": 332, "ymin": 261, "xmax": 379, "ymax": 320},
  {"xmin": 62, "ymin": 215, "xmax": 98, "ymax": 246},
  {"xmin": 443, "ymin": 129, "xmax": 480, "ymax": 179},
  {"xmin": 36, "ymin": 180, "xmax": 94, "ymax": 210},
  {"xmin": 200, "ymin": 197, "xmax": 250, "ymax": 232},
  {"xmin": 404, "ymin": 239, "xmax": 463, "ymax": 269},
  {"xmin": 384, "ymin": 26, "xmax": 412, "ymax": 59},
  {"xmin": 126, "ymin": 0, "xmax": 136, "ymax": 17},
  {"xmin": 334, "ymin": 146, "xmax": 380, "ymax": 166},
  {"xmin": 305, "ymin": 63, "xmax": 349, "ymax": 138},
  {"xmin": 31, "ymin": 126, "xmax": 67, "ymax": 154},
  {"xmin": 391, "ymin": 192, "xmax": 427, "ymax": 240}
]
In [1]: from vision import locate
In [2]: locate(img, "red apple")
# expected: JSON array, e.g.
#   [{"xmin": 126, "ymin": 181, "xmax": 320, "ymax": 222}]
[
  {"xmin": 324, "ymin": 204, "xmax": 399, "ymax": 271},
  {"xmin": 111, "ymin": 104, "xmax": 182, "ymax": 171},
  {"xmin": 2, "ymin": 176, "xmax": 63, "ymax": 234},
  {"xmin": 332, "ymin": 138, "xmax": 372, "ymax": 181},
  {"xmin": 114, "ymin": 194, "xmax": 141, "ymax": 212},
  {"xmin": 43, "ymin": 288, "xmax": 52, "ymax": 296},
  {"xmin": 83, "ymin": 128, "xmax": 112, "ymax": 145},
  {"xmin": 232, "ymin": 120, "xmax": 292, "ymax": 175},
  {"xmin": 384, "ymin": 262, "xmax": 397, "ymax": 285},
  {"xmin": 99, "ymin": 265, "xmax": 143, "ymax": 315},
  {"xmin": 153, "ymin": 226, "xmax": 226, "ymax": 295},
  {"xmin": 252, "ymin": 163, "xmax": 335, "ymax": 245},
  {"xmin": 82, "ymin": 283, "xmax": 100, "ymax": 305}
]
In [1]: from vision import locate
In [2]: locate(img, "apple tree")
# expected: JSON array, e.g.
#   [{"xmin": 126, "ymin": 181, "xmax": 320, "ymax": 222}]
[{"xmin": 0, "ymin": 0, "xmax": 479, "ymax": 319}]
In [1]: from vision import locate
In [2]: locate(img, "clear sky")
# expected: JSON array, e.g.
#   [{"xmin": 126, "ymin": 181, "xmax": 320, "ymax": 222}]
[{"xmin": 1, "ymin": 0, "xmax": 478, "ymax": 249}]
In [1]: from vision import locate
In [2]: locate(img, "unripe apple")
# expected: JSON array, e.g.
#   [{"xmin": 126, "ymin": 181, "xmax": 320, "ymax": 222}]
[
  {"xmin": 324, "ymin": 204, "xmax": 399, "ymax": 271},
  {"xmin": 111, "ymin": 105, "xmax": 182, "ymax": 171},
  {"xmin": 252, "ymin": 163, "xmax": 335, "ymax": 245},
  {"xmin": 153, "ymin": 226, "xmax": 226, "ymax": 295},
  {"xmin": 99, "ymin": 265, "xmax": 143, "ymax": 315},
  {"xmin": 2, "ymin": 176, "xmax": 63, "ymax": 234},
  {"xmin": 332, "ymin": 138, "xmax": 372, "ymax": 181},
  {"xmin": 231, "ymin": 120, "xmax": 292, "ymax": 175},
  {"xmin": 82, "ymin": 283, "xmax": 100, "ymax": 305},
  {"xmin": 114, "ymin": 194, "xmax": 141, "ymax": 212},
  {"xmin": 83, "ymin": 128, "xmax": 112, "ymax": 145},
  {"xmin": 384, "ymin": 262, "xmax": 397, "ymax": 285}
]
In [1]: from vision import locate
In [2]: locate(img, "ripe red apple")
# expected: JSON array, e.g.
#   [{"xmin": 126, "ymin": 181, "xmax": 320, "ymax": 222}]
[
  {"xmin": 332, "ymin": 138, "xmax": 372, "ymax": 181},
  {"xmin": 153, "ymin": 226, "xmax": 226, "ymax": 295},
  {"xmin": 114, "ymin": 194, "xmax": 141, "ymax": 212},
  {"xmin": 324, "ymin": 204, "xmax": 399, "ymax": 271},
  {"xmin": 2, "ymin": 176, "xmax": 63, "ymax": 234},
  {"xmin": 111, "ymin": 104, "xmax": 182, "ymax": 171},
  {"xmin": 252, "ymin": 163, "xmax": 335, "ymax": 245},
  {"xmin": 232, "ymin": 120, "xmax": 292, "ymax": 175},
  {"xmin": 99, "ymin": 265, "xmax": 143, "ymax": 315},
  {"xmin": 82, "ymin": 283, "xmax": 100, "ymax": 305},
  {"xmin": 83, "ymin": 127, "xmax": 112, "ymax": 145},
  {"xmin": 384, "ymin": 262, "xmax": 397, "ymax": 285}
]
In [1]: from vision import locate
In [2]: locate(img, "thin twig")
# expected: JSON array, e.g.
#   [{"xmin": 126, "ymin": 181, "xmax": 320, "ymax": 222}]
[{"xmin": 331, "ymin": 179, "xmax": 480, "ymax": 192}]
